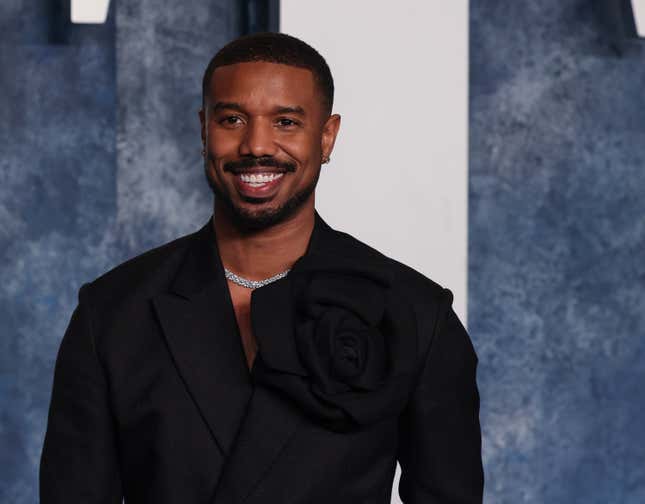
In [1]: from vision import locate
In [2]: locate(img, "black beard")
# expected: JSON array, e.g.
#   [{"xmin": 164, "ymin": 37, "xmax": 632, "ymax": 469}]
[{"xmin": 205, "ymin": 160, "xmax": 321, "ymax": 232}]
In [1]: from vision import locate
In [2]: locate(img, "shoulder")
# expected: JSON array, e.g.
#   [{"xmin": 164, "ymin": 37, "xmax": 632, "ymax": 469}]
[
  {"xmin": 328, "ymin": 226, "xmax": 459, "ymax": 364},
  {"xmin": 328, "ymin": 226, "xmax": 449, "ymax": 302},
  {"xmin": 79, "ymin": 225, "xmax": 200, "ymax": 309}
]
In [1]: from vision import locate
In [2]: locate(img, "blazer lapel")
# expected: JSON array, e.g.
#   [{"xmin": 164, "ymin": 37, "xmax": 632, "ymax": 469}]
[
  {"xmin": 152, "ymin": 218, "xmax": 253, "ymax": 458},
  {"xmin": 155, "ymin": 212, "xmax": 346, "ymax": 503}
]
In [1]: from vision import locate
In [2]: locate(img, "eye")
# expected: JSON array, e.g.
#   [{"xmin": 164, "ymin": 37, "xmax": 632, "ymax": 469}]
[
  {"xmin": 276, "ymin": 117, "xmax": 300, "ymax": 128},
  {"xmin": 219, "ymin": 115, "xmax": 244, "ymax": 127}
]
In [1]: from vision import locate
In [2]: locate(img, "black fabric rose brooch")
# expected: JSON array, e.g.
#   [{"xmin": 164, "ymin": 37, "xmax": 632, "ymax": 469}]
[{"xmin": 250, "ymin": 252, "xmax": 418, "ymax": 432}]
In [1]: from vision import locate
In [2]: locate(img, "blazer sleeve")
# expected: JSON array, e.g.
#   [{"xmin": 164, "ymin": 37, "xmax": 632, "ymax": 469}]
[
  {"xmin": 396, "ymin": 288, "xmax": 484, "ymax": 503},
  {"xmin": 40, "ymin": 283, "xmax": 123, "ymax": 503}
]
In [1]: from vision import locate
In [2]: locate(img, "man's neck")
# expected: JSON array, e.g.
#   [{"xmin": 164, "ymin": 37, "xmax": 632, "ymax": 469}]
[{"xmin": 212, "ymin": 204, "xmax": 315, "ymax": 280}]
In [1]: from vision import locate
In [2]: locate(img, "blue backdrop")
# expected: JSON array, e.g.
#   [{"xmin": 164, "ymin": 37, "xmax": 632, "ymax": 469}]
[
  {"xmin": 1, "ymin": 0, "xmax": 644, "ymax": 502},
  {"xmin": 470, "ymin": 1, "xmax": 645, "ymax": 502},
  {"xmin": 0, "ymin": 0, "xmax": 243, "ymax": 500}
]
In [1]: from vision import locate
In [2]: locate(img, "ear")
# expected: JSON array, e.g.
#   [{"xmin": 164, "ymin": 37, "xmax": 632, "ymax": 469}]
[
  {"xmin": 321, "ymin": 113, "xmax": 341, "ymax": 162},
  {"xmin": 199, "ymin": 107, "xmax": 206, "ymax": 145}
]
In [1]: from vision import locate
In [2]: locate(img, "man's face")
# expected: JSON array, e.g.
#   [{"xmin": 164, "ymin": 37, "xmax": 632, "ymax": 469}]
[{"xmin": 200, "ymin": 61, "xmax": 340, "ymax": 231}]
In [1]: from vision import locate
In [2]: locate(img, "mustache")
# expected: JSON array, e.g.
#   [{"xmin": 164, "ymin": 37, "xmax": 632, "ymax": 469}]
[{"xmin": 223, "ymin": 156, "xmax": 296, "ymax": 174}]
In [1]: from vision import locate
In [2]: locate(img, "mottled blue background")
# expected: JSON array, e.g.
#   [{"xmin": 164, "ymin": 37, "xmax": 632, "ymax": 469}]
[
  {"xmin": 2, "ymin": 0, "xmax": 645, "ymax": 502},
  {"xmin": 470, "ymin": 1, "xmax": 645, "ymax": 502},
  {"xmin": 0, "ymin": 0, "xmax": 240, "ymax": 500}
]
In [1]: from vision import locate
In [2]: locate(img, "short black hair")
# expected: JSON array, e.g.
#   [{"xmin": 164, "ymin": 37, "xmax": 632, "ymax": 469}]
[{"xmin": 201, "ymin": 32, "xmax": 334, "ymax": 114}]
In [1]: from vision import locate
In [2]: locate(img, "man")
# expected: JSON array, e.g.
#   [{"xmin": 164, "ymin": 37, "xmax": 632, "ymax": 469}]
[{"xmin": 40, "ymin": 33, "xmax": 484, "ymax": 503}]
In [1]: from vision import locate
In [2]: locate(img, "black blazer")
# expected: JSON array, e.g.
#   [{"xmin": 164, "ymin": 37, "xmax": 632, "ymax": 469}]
[{"xmin": 40, "ymin": 212, "xmax": 483, "ymax": 503}]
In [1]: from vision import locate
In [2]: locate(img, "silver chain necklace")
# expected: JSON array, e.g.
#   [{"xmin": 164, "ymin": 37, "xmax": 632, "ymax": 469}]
[{"xmin": 224, "ymin": 267, "xmax": 291, "ymax": 289}]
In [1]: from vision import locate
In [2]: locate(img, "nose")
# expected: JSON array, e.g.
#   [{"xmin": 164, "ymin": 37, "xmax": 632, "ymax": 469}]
[{"xmin": 239, "ymin": 118, "xmax": 277, "ymax": 158}]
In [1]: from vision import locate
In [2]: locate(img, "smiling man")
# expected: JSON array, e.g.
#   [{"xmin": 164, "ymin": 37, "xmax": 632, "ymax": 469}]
[{"xmin": 40, "ymin": 33, "xmax": 484, "ymax": 503}]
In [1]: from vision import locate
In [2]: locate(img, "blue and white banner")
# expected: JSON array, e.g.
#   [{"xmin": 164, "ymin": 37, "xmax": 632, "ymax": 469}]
[{"xmin": 2, "ymin": 1, "xmax": 645, "ymax": 503}]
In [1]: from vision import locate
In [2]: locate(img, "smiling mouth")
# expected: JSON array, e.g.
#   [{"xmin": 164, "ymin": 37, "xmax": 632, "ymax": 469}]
[
  {"xmin": 231, "ymin": 170, "xmax": 288, "ymax": 198},
  {"xmin": 237, "ymin": 172, "xmax": 284, "ymax": 187}
]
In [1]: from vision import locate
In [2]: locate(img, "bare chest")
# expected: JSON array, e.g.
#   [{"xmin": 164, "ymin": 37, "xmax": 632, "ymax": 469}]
[{"xmin": 227, "ymin": 283, "xmax": 256, "ymax": 370}]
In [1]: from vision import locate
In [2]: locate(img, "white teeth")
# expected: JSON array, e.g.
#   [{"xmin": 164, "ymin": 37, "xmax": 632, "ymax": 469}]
[{"xmin": 239, "ymin": 173, "xmax": 284, "ymax": 184}]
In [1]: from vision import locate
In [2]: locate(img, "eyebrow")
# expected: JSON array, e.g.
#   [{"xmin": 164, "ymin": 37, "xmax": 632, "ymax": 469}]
[
  {"xmin": 210, "ymin": 102, "xmax": 244, "ymax": 113},
  {"xmin": 210, "ymin": 102, "xmax": 306, "ymax": 116},
  {"xmin": 274, "ymin": 105, "xmax": 306, "ymax": 116}
]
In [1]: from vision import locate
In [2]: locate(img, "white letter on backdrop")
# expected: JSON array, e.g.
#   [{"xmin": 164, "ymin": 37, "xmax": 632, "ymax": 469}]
[
  {"xmin": 632, "ymin": 0, "xmax": 645, "ymax": 37},
  {"xmin": 71, "ymin": 0, "xmax": 111, "ymax": 24}
]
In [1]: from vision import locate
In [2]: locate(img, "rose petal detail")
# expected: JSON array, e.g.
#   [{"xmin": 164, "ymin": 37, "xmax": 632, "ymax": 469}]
[{"xmin": 252, "ymin": 252, "xmax": 418, "ymax": 432}]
